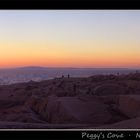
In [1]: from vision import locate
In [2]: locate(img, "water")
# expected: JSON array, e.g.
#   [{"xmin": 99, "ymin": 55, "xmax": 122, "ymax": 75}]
[{"xmin": 0, "ymin": 67, "xmax": 138, "ymax": 85}]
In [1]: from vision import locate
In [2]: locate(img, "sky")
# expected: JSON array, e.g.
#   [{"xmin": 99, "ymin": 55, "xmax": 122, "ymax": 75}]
[{"xmin": 0, "ymin": 10, "xmax": 140, "ymax": 68}]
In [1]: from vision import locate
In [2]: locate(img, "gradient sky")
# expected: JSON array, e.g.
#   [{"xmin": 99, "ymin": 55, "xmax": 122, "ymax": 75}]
[{"xmin": 0, "ymin": 10, "xmax": 140, "ymax": 68}]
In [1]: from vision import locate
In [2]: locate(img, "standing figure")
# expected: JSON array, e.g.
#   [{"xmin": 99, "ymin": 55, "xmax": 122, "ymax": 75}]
[
  {"xmin": 87, "ymin": 87, "xmax": 91, "ymax": 95},
  {"xmin": 73, "ymin": 84, "xmax": 77, "ymax": 95}
]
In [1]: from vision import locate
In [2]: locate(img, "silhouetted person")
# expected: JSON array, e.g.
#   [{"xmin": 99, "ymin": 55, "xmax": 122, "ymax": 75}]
[
  {"xmin": 68, "ymin": 74, "xmax": 70, "ymax": 78},
  {"xmin": 87, "ymin": 87, "xmax": 91, "ymax": 95},
  {"xmin": 73, "ymin": 84, "xmax": 77, "ymax": 95},
  {"xmin": 62, "ymin": 75, "xmax": 64, "ymax": 78}
]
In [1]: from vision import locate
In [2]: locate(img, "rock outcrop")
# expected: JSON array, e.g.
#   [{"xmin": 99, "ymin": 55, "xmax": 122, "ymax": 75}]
[
  {"xmin": 118, "ymin": 95, "xmax": 140, "ymax": 118},
  {"xmin": 42, "ymin": 95, "xmax": 112, "ymax": 125},
  {"xmin": 0, "ymin": 73, "xmax": 140, "ymax": 128}
]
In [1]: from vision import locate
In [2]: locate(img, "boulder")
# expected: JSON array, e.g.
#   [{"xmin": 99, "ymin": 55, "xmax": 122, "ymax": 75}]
[
  {"xmin": 99, "ymin": 95, "xmax": 120, "ymax": 105},
  {"xmin": 118, "ymin": 95, "xmax": 140, "ymax": 118},
  {"xmin": 44, "ymin": 95, "xmax": 112, "ymax": 125},
  {"xmin": 98, "ymin": 117, "xmax": 140, "ymax": 129},
  {"xmin": 94, "ymin": 84, "xmax": 126, "ymax": 95}
]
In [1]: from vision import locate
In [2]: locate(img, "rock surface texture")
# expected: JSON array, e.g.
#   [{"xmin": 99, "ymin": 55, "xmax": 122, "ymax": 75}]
[{"xmin": 0, "ymin": 73, "xmax": 140, "ymax": 128}]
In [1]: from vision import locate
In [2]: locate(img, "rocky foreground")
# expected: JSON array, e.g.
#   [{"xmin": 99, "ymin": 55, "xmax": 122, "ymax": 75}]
[{"xmin": 0, "ymin": 73, "xmax": 140, "ymax": 129}]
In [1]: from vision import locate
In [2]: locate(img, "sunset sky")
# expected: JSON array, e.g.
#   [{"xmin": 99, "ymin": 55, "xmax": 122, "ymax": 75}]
[{"xmin": 0, "ymin": 10, "xmax": 140, "ymax": 68}]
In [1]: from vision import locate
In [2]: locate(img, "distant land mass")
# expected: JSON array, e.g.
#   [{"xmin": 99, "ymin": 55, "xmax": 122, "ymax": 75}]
[{"xmin": 0, "ymin": 66, "xmax": 139, "ymax": 85}]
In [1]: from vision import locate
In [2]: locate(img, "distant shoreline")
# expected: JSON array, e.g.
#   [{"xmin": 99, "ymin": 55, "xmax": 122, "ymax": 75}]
[{"xmin": 0, "ymin": 66, "xmax": 139, "ymax": 70}]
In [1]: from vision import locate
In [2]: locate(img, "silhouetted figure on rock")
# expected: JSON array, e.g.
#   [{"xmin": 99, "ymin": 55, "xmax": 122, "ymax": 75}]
[
  {"xmin": 73, "ymin": 84, "xmax": 77, "ymax": 95},
  {"xmin": 87, "ymin": 87, "xmax": 91, "ymax": 95},
  {"xmin": 68, "ymin": 74, "xmax": 70, "ymax": 78}
]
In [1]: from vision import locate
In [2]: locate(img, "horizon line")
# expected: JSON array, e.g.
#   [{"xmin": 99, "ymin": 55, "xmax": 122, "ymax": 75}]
[{"xmin": 0, "ymin": 66, "xmax": 140, "ymax": 70}]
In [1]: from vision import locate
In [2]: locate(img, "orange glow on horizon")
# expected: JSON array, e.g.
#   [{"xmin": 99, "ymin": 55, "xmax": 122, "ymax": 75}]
[
  {"xmin": 0, "ymin": 11, "xmax": 140, "ymax": 68},
  {"xmin": 0, "ymin": 53, "xmax": 140, "ymax": 68}
]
